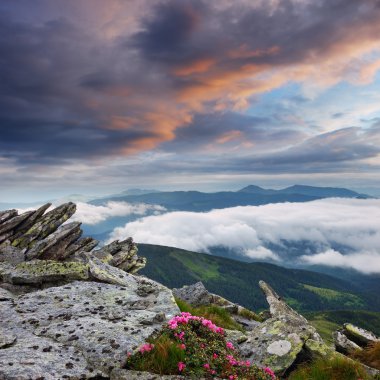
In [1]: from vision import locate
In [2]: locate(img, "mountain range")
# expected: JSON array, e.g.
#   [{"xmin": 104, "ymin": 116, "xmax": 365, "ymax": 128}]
[{"xmin": 90, "ymin": 184, "xmax": 371, "ymax": 212}]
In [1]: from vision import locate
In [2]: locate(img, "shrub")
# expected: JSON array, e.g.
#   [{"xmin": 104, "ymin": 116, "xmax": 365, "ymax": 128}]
[
  {"xmin": 125, "ymin": 312, "xmax": 278, "ymax": 379},
  {"xmin": 287, "ymin": 356, "xmax": 373, "ymax": 380},
  {"xmin": 351, "ymin": 342, "xmax": 380, "ymax": 371}
]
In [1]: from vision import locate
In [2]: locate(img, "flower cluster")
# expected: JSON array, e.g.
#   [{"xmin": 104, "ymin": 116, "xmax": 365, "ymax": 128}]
[
  {"xmin": 168, "ymin": 312, "xmax": 225, "ymax": 335},
  {"xmin": 126, "ymin": 311, "xmax": 278, "ymax": 380}
]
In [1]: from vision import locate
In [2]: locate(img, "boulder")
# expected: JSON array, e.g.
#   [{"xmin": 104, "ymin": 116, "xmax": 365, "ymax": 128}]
[
  {"xmin": 342, "ymin": 323, "xmax": 379, "ymax": 348},
  {"xmin": 238, "ymin": 281, "xmax": 327, "ymax": 376},
  {"xmin": 93, "ymin": 238, "xmax": 146, "ymax": 274},
  {"xmin": 0, "ymin": 202, "xmax": 146, "ymax": 274},
  {"xmin": 333, "ymin": 330, "xmax": 362, "ymax": 355},
  {"xmin": 0, "ymin": 277, "xmax": 179, "ymax": 378},
  {"xmin": 172, "ymin": 281, "xmax": 213, "ymax": 306}
]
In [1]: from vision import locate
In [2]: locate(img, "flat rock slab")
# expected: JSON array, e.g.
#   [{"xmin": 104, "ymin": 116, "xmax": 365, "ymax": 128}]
[
  {"xmin": 0, "ymin": 278, "xmax": 179, "ymax": 379},
  {"xmin": 0, "ymin": 260, "xmax": 90, "ymax": 285}
]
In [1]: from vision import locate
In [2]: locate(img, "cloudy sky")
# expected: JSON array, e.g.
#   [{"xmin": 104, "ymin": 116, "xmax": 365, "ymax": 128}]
[{"xmin": 1, "ymin": 0, "xmax": 380, "ymax": 201}]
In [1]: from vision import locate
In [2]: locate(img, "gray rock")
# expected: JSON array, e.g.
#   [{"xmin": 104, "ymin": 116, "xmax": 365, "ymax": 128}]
[
  {"xmin": 93, "ymin": 238, "xmax": 146, "ymax": 274},
  {"xmin": 25, "ymin": 222, "xmax": 82, "ymax": 260},
  {"xmin": 238, "ymin": 281, "xmax": 325, "ymax": 376},
  {"xmin": 0, "ymin": 277, "xmax": 179, "ymax": 378},
  {"xmin": 65, "ymin": 237, "xmax": 99, "ymax": 257},
  {"xmin": 0, "ymin": 203, "xmax": 146, "ymax": 275},
  {"xmin": 0, "ymin": 243, "xmax": 25, "ymax": 264},
  {"xmin": 0, "ymin": 329, "xmax": 16, "ymax": 348},
  {"xmin": 15, "ymin": 202, "xmax": 77, "ymax": 250},
  {"xmin": 9, "ymin": 203, "xmax": 52, "ymax": 244},
  {"xmin": 172, "ymin": 282, "xmax": 213, "ymax": 306},
  {"xmin": 333, "ymin": 330, "xmax": 362, "ymax": 354},
  {"xmin": 87, "ymin": 255, "xmax": 136, "ymax": 286},
  {"xmin": 0, "ymin": 211, "xmax": 34, "ymax": 243},
  {"xmin": 0, "ymin": 287, "xmax": 14, "ymax": 300},
  {"xmin": 0, "ymin": 209, "xmax": 18, "ymax": 225},
  {"xmin": 0, "ymin": 260, "xmax": 90, "ymax": 285},
  {"xmin": 342, "ymin": 323, "xmax": 379, "ymax": 347}
]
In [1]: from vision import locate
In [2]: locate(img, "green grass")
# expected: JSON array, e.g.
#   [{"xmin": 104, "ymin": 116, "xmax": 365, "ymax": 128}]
[
  {"xmin": 305, "ymin": 310, "xmax": 380, "ymax": 337},
  {"xmin": 126, "ymin": 333, "xmax": 185, "ymax": 375},
  {"xmin": 287, "ymin": 356, "xmax": 374, "ymax": 380},
  {"xmin": 171, "ymin": 251, "xmax": 220, "ymax": 280},
  {"xmin": 307, "ymin": 317, "xmax": 340, "ymax": 345},
  {"xmin": 303, "ymin": 284, "xmax": 365, "ymax": 309},
  {"xmin": 175, "ymin": 298, "xmax": 244, "ymax": 331}
]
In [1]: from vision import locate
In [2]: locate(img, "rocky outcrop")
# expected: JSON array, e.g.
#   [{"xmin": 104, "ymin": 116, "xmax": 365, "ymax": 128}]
[
  {"xmin": 0, "ymin": 203, "xmax": 179, "ymax": 379},
  {"xmin": 342, "ymin": 323, "xmax": 380, "ymax": 347},
  {"xmin": 333, "ymin": 322, "xmax": 379, "ymax": 356},
  {"xmin": 333, "ymin": 330, "xmax": 362, "ymax": 355},
  {"xmin": 238, "ymin": 281, "xmax": 329, "ymax": 376},
  {"xmin": 0, "ymin": 202, "xmax": 145, "ymax": 275}
]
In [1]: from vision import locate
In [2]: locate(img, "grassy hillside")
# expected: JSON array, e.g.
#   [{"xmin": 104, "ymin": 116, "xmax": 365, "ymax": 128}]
[
  {"xmin": 305, "ymin": 310, "xmax": 380, "ymax": 343},
  {"xmin": 138, "ymin": 244, "xmax": 380, "ymax": 313}
]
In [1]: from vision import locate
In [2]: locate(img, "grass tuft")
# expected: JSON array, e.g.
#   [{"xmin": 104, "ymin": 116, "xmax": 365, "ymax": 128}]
[
  {"xmin": 288, "ymin": 356, "xmax": 373, "ymax": 380},
  {"xmin": 351, "ymin": 342, "xmax": 380, "ymax": 371},
  {"xmin": 127, "ymin": 333, "xmax": 185, "ymax": 375}
]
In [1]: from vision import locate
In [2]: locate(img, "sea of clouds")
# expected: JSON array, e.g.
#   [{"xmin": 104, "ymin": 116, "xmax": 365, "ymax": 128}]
[
  {"xmin": 17, "ymin": 198, "xmax": 380, "ymax": 274},
  {"xmin": 71, "ymin": 201, "xmax": 166, "ymax": 225},
  {"xmin": 104, "ymin": 198, "xmax": 380, "ymax": 274}
]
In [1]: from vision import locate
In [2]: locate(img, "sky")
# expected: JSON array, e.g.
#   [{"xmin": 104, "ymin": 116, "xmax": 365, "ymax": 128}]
[{"xmin": 1, "ymin": 0, "xmax": 380, "ymax": 201}]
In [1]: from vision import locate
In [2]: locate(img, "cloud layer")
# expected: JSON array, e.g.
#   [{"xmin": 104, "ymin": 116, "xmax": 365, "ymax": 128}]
[
  {"xmin": 108, "ymin": 198, "xmax": 380, "ymax": 274},
  {"xmin": 72, "ymin": 201, "xmax": 166, "ymax": 225}
]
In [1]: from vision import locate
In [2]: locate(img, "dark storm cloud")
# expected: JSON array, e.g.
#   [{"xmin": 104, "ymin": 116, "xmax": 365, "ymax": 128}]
[{"xmin": 132, "ymin": 0, "xmax": 380, "ymax": 70}]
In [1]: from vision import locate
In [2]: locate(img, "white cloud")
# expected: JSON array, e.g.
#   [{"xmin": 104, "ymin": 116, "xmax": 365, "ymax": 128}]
[
  {"xmin": 301, "ymin": 249, "xmax": 380, "ymax": 274},
  {"xmin": 72, "ymin": 201, "xmax": 166, "ymax": 225},
  {"xmin": 108, "ymin": 198, "xmax": 380, "ymax": 273}
]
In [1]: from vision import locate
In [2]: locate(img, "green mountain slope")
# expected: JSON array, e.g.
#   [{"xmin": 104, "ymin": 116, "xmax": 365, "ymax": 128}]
[
  {"xmin": 305, "ymin": 310, "xmax": 380, "ymax": 343},
  {"xmin": 138, "ymin": 244, "xmax": 380, "ymax": 313}
]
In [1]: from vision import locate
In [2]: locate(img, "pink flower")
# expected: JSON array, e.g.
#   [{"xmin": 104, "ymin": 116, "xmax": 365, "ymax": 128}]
[
  {"xmin": 203, "ymin": 363, "xmax": 210, "ymax": 369},
  {"xmin": 179, "ymin": 343, "xmax": 186, "ymax": 350},
  {"xmin": 210, "ymin": 370, "xmax": 216, "ymax": 375},
  {"xmin": 212, "ymin": 353, "xmax": 218, "ymax": 359},
  {"xmin": 139, "ymin": 343, "xmax": 154, "ymax": 354},
  {"xmin": 226, "ymin": 341, "xmax": 235, "ymax": 350},
  {"xmin": 178, "ymin": 362, "xmax": 186, "ymax": 372},
  {"xmin": 264, "ymin": 367, "xmax": 275, "ymax": 377}
]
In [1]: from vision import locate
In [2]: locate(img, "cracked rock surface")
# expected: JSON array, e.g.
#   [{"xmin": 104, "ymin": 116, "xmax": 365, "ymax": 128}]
[
  {"xmin": 0, "ymin": 276, "xmax": 179, "ymax": 379},
  {"xmin": 0, "ymin": 203, "xmax": 178, "ymax": 379}
]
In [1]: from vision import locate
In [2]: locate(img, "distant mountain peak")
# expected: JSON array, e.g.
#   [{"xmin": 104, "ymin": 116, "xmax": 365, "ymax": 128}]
[{"xmin": 237, "ymin": 184, "xmax": 371, "ymax": 199}]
